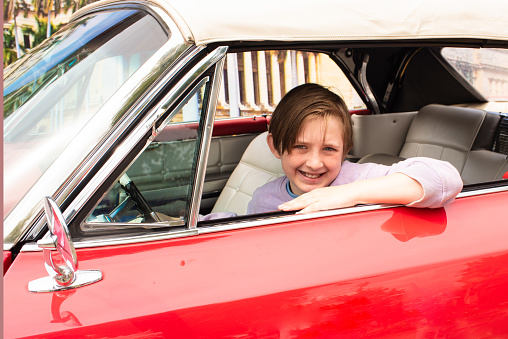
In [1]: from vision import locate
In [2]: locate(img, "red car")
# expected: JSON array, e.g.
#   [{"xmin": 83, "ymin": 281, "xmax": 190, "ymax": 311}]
[{"xmin": 4, "ymin": 0, "xmax": 508, "ymax": 337}]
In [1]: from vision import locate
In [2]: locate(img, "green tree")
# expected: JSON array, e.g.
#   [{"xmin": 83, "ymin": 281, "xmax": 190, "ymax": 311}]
[
  {"xmin": 3, "ymin": 25, "xmax": 22, "ymax": 66},
  {"xmin": 3, "ymin": 0, "xmax": 29, "ymax": 58},
  {"xmin": 32, "ymin": 0, "xmax": 64, "ymax": 38}
]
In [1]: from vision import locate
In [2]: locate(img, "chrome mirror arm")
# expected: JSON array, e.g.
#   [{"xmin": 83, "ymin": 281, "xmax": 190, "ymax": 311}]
[{"xmin": 28, "ymin": 197, "xmax": 102, "ymax": 293}]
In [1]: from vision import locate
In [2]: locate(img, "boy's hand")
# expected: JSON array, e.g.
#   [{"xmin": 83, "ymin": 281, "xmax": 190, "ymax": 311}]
[{"xmin": 278, "ymin": 186, "xmax": 357, "ymax": 214}]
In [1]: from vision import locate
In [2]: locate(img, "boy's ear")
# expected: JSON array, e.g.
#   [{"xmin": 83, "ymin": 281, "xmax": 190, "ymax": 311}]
[
  {"xmin": 266, "ymin": 133, "xmax": 282, "ymax": 159},
  {"xmin": 343, "ymin": 147, "xmax": 351, "ymax": 161}
]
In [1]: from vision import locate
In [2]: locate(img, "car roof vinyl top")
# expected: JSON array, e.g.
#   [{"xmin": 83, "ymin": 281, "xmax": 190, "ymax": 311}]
[{"xmin": 157, "ymin": 0, "xmax": 508, "ymax": 46}]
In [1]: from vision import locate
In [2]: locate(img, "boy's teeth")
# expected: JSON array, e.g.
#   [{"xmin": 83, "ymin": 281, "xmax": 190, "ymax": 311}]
[{"xmin": 302, "ymin": 171, "xmax": 321, "ymax": 178}]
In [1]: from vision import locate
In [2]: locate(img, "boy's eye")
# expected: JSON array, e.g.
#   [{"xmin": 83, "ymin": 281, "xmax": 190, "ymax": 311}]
[
  {"xmin": 324, "ymin": 147, "xmax": 337, "ymax": 152},
  {"xmin": 294, "ymin": 145, "xmax": 307, "ymax": 150}
]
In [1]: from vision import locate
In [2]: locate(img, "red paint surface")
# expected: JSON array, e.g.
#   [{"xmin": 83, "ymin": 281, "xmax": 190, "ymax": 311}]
[
  {"xmin": 350, "ymin": 109, "xmax": 372, "ymax": 116},
  {"xmin": 3, "ymin": 251, "xmax": 13, "ymax": 276},
  {"xmin": 4, "ymin": 191, "xmax": 508, "ymax": 338}
]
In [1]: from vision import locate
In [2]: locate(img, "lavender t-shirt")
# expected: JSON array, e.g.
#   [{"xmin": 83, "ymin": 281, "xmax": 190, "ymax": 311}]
[{"xmin": 247, "ymin": 157, "xmax": 463, "ymax": 214}]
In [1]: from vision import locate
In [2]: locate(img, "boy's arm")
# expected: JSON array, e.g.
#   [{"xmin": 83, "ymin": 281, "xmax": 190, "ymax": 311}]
[
  {"xmin": 279, "ymin": 157, "xmax": 463, "ymax": 214},
  {"xmin": 278, "ymin": 173, "xmax": 424, "ymax": 214}
]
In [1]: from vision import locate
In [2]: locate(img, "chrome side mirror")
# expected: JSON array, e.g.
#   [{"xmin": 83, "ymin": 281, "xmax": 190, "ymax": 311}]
[{"xmin": 28, "ymin": 197, "xmax": 102, "ymax": 293}]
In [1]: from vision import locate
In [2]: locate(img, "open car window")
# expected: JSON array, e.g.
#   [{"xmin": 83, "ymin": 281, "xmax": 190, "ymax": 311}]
[
  {"xmin": 216, "ymin": 50, "xmax": 365, "ymax": 119},
  {"xmin": 201, "ymin": 50, "xmax": 366, "ymax": 219}
]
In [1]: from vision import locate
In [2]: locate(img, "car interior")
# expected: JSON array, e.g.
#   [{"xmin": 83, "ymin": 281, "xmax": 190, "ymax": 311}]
[{"xmin": 81, "ymin": 46, "xmax": 508, "ymax": 236}]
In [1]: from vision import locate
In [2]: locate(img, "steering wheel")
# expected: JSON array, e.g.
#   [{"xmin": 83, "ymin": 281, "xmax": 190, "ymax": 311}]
[{"xmin": 118, "ymin": 173, "xmax": 160, "ymax": 223}]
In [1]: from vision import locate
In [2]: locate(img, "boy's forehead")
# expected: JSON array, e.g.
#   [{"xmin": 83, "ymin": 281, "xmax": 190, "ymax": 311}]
[{"xmin": 297, "ymin": 116, "xmax": 344, "ymax": 141}]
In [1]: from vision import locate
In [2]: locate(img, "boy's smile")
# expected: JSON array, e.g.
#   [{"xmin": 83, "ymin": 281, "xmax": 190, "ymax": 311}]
[{"xmin": 268, "ymin": 116, "xmax": 344, "ymax": 196}]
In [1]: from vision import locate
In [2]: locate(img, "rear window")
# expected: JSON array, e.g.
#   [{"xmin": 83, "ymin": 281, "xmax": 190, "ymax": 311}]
[{"xmin": 442, "ymin": 47, "xmax": 508, "ymax": 102}]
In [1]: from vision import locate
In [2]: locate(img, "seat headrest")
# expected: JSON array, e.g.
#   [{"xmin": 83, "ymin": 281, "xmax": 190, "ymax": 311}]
[
  {"xmin": 241, "ymin": 131, "xmax": 284, "ymax": 175},
  {"xmin": 405, "ymin": 104, "xmax": 486, "ymax": 152}
]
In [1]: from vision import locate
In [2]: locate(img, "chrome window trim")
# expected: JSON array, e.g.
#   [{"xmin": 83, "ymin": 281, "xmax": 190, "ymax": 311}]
[
  {"xmin": 18, "ymin": 184, "xmax": 507, "ymax": 252},
  {"xmin": 73, "ymin": 1, "xmax": 169, "ymax": 32},
  {"xmin": 21, "ymin": 229, "xmax": 199, "ymax": 252},
  {"xmin": 82, "ymin": 220, "xmax": 185, "ymax": 231},
  {"xmin": 3, "ymin": 4, "xmax": 195, "ymax": 249},
  {"xmin": 188, "ymin": 57, "xmax": 227, "ymax": 229},
  {"xmin": 198, "ymin": 204, "xmax": 396, "ymax": 235},
  {"xmin": 154, "ymin": 76, "xmax": 211, "ymax": 133},
  {"xmin": 456, "ymin": 184, "xmax": 508, "ymax": 198}
]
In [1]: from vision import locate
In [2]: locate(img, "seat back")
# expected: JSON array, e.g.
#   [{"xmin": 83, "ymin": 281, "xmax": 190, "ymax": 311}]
[
  {"xmin": 212, "ymin": 132, "xmax": 284, "ymax": 215},
  {"xmin": 461, "ymin": 150, "xmax": 508, "ymax": 184},
  {"xmin": 351, "ymin": 111, "xmax": 416, "ymax": 158},
  {"xmin": 399, "ymin": 104, "xmax": 486, "ymax": 172}
]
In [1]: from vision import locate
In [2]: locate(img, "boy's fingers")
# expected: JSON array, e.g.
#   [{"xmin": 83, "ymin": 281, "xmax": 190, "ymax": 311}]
[
  {"xmin": 296, "ymin": 205, "xmax": 316, "ymax": 214},
  {"xmin": 280, "ymin": 195, "xmax": 321, "ymax": 212}
]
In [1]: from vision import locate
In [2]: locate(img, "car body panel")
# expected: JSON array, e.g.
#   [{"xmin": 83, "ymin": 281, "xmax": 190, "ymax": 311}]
[
  {"xmin": 3, "ymin": 251, "xmax": 13, "ymax": 275},
  {"xmin": 5, "ymin": 191, "xmax": 508, "ymax": 338}
]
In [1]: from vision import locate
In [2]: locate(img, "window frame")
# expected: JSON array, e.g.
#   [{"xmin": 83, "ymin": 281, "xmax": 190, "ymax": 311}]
[
  {"xmin": 81, "ymin": 77, "xmax": 212, "ymax": 231},
  {"xmin": 62, "ymin": 47, "xmax": 228, "ymax": 243}
]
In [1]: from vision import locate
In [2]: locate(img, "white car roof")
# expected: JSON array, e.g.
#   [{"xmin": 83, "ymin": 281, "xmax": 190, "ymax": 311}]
[{"xmin": 159, "ymin": 0, "xmax": 508, "ymax": 45}]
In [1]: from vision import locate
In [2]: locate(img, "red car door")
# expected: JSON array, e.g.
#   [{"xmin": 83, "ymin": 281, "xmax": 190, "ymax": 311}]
[{"xmin": 5, "ymin": 190, "xmax": 508, "ymax": 338}]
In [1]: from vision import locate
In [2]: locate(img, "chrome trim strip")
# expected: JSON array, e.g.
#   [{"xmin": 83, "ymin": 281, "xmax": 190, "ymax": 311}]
[
  {"xmin": 82, "ymin": 219, "xmax": 185, "ymax": 231},
  {"xmin": 154, "ymin": 76, "xmax": 210, "ymax": 137},
  {"xmin": 456, "ymin": 184, "xmax": 508, "ymax": 198},
  {"xmin": 188, "ymin": 53, "xmax": 227, "ymax": 229},
  {"xmin": 4, "ymin": 6, "xmax": 198, "ymax": 248},
  {"xmin": 197, "ymin": 203, "xmax": 395, "ymax": 234},
  {"xmin": 21, "ymin": 228, "xmax": 199, "ymax": 252}
]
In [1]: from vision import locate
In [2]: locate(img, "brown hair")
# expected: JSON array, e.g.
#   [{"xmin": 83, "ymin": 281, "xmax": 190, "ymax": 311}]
[{"xmin": 269, "ymin": 83, "xmax": 352, "ymax": 159}]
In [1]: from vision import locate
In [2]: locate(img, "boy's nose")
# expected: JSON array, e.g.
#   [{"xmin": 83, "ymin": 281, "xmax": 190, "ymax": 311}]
[{"xmin": 305, "ymin": 152, "xmax": 324, "ymax": 169}]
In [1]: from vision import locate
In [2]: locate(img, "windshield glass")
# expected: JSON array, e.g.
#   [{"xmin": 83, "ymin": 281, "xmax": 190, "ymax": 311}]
[{"xmin": 3, "ymin": 9, "xmax": 168, "ymax": 216}]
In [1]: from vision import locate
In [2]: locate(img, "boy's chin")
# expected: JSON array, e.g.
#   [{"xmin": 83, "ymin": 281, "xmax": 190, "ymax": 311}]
[{"xmin": 294, "ymin": 183, "xmax": 326, "ymax": 195}]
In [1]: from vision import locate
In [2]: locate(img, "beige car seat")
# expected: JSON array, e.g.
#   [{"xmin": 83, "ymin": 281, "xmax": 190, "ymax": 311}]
[
  {"xmin": 212, "ymin": 132, "xmax": 284, "ymax": 215},
  {"xmin": 359, "ymin": 104, "xmax": 486, "ymax": 173}
]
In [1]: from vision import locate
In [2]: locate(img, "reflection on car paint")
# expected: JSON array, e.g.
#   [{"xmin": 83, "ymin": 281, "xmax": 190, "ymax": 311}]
[{"xmin": 381, "ymin": 208, "xmax": 447, "ymax": 242}]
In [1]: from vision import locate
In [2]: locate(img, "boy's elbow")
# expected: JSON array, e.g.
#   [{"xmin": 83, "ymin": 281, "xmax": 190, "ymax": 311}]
[{"xmin": 407, "ymin": 160, "xmax": 463, "ymax": 208}]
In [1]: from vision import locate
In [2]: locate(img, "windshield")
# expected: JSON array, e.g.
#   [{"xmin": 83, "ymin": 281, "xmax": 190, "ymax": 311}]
[{"xmin": 3, "ymin": 9, "xmax": 168, "ymax": 216}]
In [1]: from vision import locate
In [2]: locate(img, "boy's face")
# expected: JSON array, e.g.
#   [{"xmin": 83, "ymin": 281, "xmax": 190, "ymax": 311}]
[{"xmin": 268, "ymin": 116, "xmax": 344, "ymax": 196}]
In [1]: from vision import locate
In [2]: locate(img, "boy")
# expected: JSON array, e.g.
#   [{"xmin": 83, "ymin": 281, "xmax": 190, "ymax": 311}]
[{"xmin": 247, "ymin": 83, "xmax": 463, "ymax": 214}]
